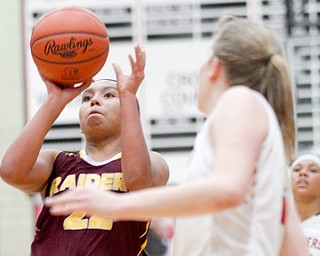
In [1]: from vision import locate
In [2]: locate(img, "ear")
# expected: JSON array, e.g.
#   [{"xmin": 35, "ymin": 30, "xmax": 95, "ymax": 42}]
[{"xmin": 208, "ymin": 58, "xmax": 221, "ymax": 81}]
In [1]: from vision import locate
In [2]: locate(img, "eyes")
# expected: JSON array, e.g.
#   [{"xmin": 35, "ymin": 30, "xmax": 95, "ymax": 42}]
[
  {"xmin": 310, "ymin": 168, "xmax": 319, "ymax": 173},
  {"xmin": 82, "ymin": 92, "xmax": 117, "ymax": 102},
  {"xmin": 292, "ymin": 165, "xmax": 320, "ymax": 174},
  {"xmin": 82, "ymin": 95, "xmax": 91, "ymax": 102}
]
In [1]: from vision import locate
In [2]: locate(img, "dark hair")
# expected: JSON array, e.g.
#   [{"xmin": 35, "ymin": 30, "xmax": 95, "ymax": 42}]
[{"xmin": 95, "ymin": 78, "xmax": 117, "ymax": 83}]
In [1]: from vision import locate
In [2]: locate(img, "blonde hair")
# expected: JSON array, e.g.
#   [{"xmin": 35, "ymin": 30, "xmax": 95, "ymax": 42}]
[{"xmin": 213, "ymin": 15, "xmax": 295, "ymax": 162}]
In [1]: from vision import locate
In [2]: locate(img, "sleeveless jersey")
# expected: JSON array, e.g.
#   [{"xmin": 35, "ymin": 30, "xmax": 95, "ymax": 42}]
[
  {"xmin": 173, "ymin": 90, "xmax": 289, "ymax": 256},
  {"xmin": 31, "ymin": 151, "xmax": 149, "ymax": 256},
  {"xmin": 302, "ymin": 213, "xmax": 320, "ymax": 256}
]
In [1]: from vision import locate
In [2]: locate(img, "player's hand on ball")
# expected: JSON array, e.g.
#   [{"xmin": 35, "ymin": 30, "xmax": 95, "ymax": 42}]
[{"xmin": 43, "ymin": 78, "xmax": 92, "ymax": 106}]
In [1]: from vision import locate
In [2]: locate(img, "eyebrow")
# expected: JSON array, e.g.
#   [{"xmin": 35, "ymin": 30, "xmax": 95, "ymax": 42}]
[
  {"xmin": 83, "ymin": 86, "xmax": 117, "ymax": 94},
  {"xmin": 294, "ymin": 163, "xmax": 319, "ymax": 168},
  {"xmin": 308, "ymin": 164, "xmax": 319, "ymax": 167}
]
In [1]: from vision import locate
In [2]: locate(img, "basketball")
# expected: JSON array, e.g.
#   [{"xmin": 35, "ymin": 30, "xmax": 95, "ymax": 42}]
[{"xmin": 30, "ymin": 6, "xmax": 109, "ymax": 86}]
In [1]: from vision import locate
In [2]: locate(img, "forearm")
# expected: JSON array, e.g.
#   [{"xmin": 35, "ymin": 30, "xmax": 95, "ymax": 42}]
[
  {"xmin": 112, "ymin": 176, "xmax": 241, "ymax": 221},
  {"xmin": 46, "ymin": 172, "xmax": 243, "ymax": 220},
  {"xmin": 0, "ymin": 97, "xmax": 64, "ymax": 183},
  {"xmin": 120, "ymin": 92, "xmax": 152, "ymax": 190},
  {"xmin": 280, "ymin": 200, "xmax": 309, "ymax": 256}
]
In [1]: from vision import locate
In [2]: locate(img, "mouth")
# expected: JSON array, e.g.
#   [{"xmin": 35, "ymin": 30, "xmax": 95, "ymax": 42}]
[
  {"xmin": 296, "ymin": 180, "xmax": 308, "ymax": 187},
  {"xmin": 89, "ymin": 110, "xmax": 103, "ymax": 116}
]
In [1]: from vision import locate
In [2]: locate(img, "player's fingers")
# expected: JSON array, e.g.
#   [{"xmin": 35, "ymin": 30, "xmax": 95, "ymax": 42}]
[
  {"xmin": 140, "ymin": 49, "xmax": 146, "ymax": 68},
  {"xmin": 74, "ymin": 80, "xmax": 92, "ymax": 93},
  {"xmin": 128, "ymin": 54, "xmax": 136, "ymax": 72},
  {"xmin": 44, "ymin": 190, "xmax": 78, "ymax": 206},
  {"xmin": 49, "ymin": 203, "xmax": 83, "ymax": 216},
  {"xmin": 134, "ymin": 44, "xmax": 146, "ymax": 69},
  {"xmin": 112, "ymin": 63, "xmax": 125, "ymax": 91},
  {"xmin": 112, "ymin": 63, "xmax": 123, "ymax": 79},
  {"xmin": 81, "ymin": 79, "xmax": 93, "ymax": 88}
]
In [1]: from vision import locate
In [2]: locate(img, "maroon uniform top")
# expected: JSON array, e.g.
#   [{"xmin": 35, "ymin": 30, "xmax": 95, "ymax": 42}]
[{"xmin": 31, "ymin": 151, "xmax": 149, "ymax": 256}]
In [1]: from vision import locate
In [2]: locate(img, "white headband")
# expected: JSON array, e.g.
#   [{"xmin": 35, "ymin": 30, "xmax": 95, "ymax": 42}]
[{"xmin": 290, "ymin": 154, "xmax": 320, "ymax": 170}]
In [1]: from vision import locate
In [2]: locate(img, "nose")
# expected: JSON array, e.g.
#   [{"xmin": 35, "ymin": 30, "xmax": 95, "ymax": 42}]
[
  {"xmin": 298, "ymin": 168, "xmax": 308, "ymax": 176},
  {"xmin": 90, "ymin": 97, "xmax": 100, "ymax": 107}
]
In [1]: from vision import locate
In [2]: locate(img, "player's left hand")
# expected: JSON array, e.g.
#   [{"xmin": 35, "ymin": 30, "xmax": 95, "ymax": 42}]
[
  {"xmin": 112, "ymin": 44, "xmax": 146, "ymax": 96},
  {"xmin": 44, "ymin": 185, "xmax": 120, "ymax": 220}
]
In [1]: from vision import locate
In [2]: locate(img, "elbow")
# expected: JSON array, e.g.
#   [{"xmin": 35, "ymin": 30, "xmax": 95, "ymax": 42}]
[
  {"xmin": 0, "ymin": 161, "xmax": 25, "ymax": 188},
  {"xmin": 124, "ymin": 172, "xmax": 153, "ymax": 191},
  {"xmin": 0, "ymin": 166, "xmax": 18, "ymax": 186},
  {"xmin": 125, "ymin": 176, "xmax": 152, "ymax": 191},
  {"xmin": 223, "ymin": 191, "xmax": 244, "ymax": 208},
  {"xmin": 210, "ymin": 186, "xmax": 246, "ymax": 210},
  {"xmin": 122, "ymin": 159, "xmax": 154, "ymax": 191},
  {"xmin": 0, "ymin": 166, "xmax": 37, "ymax": 194}
]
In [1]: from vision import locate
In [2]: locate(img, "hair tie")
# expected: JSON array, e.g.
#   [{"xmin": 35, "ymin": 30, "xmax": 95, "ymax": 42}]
[{"xmin": 265, "ymin": 54, "xmax": 274, "ymax": 64}]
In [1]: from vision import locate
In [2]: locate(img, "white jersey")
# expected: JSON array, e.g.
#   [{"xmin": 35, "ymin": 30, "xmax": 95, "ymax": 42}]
[
  {"xmin": 173, "ymin": 91, "xmax": 289, "ymax": 256},
  {"xmin": 302, "ymin": 214, "xmax": 320, "ymax": 256}
]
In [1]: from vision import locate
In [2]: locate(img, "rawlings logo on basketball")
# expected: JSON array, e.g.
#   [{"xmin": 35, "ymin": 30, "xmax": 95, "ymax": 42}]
[{"xmin": 44, "ymin": 37, "xmax": 94, "ymax": 58}]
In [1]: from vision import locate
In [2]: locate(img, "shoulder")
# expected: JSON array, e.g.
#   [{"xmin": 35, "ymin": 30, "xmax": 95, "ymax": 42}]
[
  {"xmin": 43, "ymin": 150, "xmax": 77, "ymax": 168},
  {"xmin": 212, "ymin": 86, "xmax": 265, "ymax": 119},
  {"xmin": 39, "ymin": 149, "xmax": 61, "ymax": 163},
  {"xmin": 208, "ymin": 86, "xmax": 268, "ymax": 142},
  {"xmin": 150, "ymin": 151, "xmax": 170, "ymax": 186},
  {"xmin": 219, "ymin": 86, "xmax": 259, "ymax": 106},
  {"xmin": 150, "ymin": 151, "xmax": 169, "ymax": 173}
]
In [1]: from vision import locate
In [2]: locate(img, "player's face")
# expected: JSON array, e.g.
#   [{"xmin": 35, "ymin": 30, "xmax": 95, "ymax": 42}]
[
  {"xmin": 197, "ymin": 55, "xmax": 222, "ymax": 115},
  {"xmin": 79, "ymin": 80, "xmax": 121, "ymax": 138},
  {"xmin": 291, "ymin": 160, "xmax": 320, "ymax": 199}
]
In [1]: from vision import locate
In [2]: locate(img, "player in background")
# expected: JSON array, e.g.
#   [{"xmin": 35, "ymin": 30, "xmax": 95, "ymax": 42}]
[{"xmin": 291, "ymin": 153, "xmax": 320, "ymax": 256}]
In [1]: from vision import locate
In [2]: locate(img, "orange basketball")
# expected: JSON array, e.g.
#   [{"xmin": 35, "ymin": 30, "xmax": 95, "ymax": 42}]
[{"xmin": 30, "ymin": 6, "xmax": 109, "ymax": 86}]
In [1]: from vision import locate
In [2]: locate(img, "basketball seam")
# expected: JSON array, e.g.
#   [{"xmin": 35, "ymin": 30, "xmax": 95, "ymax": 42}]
[
  {"xmin": 31, "ymin": 32, "xmax": 109, "ymax": 46},
  {"xmin": 32, "ymin": 46, "xmax": 109, "ymax": 65},
  {"xmin": 34, "ymin": 7, "xmax": 105, "ymax": 32}
]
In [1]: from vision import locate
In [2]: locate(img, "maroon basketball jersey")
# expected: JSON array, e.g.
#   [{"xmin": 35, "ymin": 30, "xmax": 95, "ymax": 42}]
[{"xmin": 31, "ymin": 151, "xmax": 149, "ymax": 256}]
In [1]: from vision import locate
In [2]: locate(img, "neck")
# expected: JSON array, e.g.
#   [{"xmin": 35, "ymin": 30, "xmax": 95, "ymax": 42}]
[
  {"xmin": 295, "ymin": 197, "xmax": 320, "ymax": 221},
  {"xmin": 85, "ymin": 138, "xmax": 121, "ymax": 162}
]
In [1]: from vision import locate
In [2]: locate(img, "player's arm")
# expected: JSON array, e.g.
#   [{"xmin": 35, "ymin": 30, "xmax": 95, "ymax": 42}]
[
  {"xmin": 279, "ymin": 200, "xmax": 309, "ymax": 256},
  {"xmin": 0, "ymin": 79, "xmax": 90, "ymax": 194},
  {"xmin": 118, "ymin": 93, "xmax": 169, "ymax": 189},
  {"xmin": 0, "ymin": 95, "xmax": 61, "ymax": 193},
  {"xmin": 113, "ymin": 44, "xmax": 169, "ymax": 190}
]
